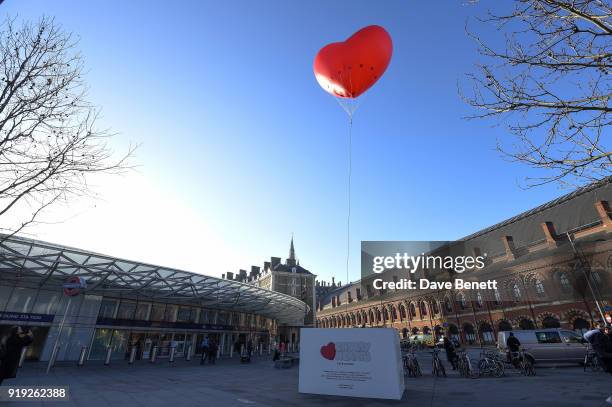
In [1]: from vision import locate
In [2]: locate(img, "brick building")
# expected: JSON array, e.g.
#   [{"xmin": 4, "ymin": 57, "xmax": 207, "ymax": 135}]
[
  {"xmin": 315, "ymin": 178, "xmax": 612, "ymax": 345},
  {"xmin": 223, "ymin": 237, "xmax": 316, "ymax": 345}
]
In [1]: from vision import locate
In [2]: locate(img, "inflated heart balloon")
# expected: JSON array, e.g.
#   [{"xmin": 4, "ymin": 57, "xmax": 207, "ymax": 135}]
[{"xmin": 314, "ymin": 25, "xmax": 393, "ymax": 99}]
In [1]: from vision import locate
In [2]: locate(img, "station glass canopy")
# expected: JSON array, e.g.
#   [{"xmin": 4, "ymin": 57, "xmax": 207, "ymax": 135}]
[{"xmin": 0, "ymin": 234, "xmax": 308, "ymax": 324}]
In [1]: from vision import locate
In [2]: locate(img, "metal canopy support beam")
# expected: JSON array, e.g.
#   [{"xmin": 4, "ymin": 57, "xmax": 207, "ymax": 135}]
[{"xmin": 0, "ymin": 234, "xmax": 308, "ymax": 324}]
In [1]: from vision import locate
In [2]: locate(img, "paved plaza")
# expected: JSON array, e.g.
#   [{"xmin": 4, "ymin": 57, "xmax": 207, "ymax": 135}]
[{"xmin": 3, "ymin": 350, "xmax": 611, "ymax": 407}]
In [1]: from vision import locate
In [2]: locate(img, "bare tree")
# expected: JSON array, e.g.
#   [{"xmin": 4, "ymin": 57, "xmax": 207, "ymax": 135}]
[
  {"xmin": 462, "ymin": 0, "xmax": 611, "ymax": 187},
  {"xmin": 0, "ymin": 16, "xmax": 134, "ymax": 236}
]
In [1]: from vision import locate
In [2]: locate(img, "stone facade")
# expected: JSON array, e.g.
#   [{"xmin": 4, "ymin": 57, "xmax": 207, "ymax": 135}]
[{"xmin": 316, "ymin": 179, "xmax": 612, "ymax": 345}]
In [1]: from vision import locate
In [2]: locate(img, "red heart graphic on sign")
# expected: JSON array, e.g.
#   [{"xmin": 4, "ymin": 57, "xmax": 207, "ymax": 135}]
[{"xmin": 320, "ymin": 342, "xmax": 336, "ymax": 360}]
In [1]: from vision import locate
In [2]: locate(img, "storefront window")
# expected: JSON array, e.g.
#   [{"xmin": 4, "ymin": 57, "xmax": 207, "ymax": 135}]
[
  {"xmin": 177, "ymin": 307, "xmax": 193, "ymax": 322},
  {"xmin": 0, "ymin": 285, "xmax": 13, "ymax": 311},
  {"xmin": 164, "ymin": 305, "xmax": 177, "ymax": 322},
  {"xmin": 90, "ymin": 328, "xmax": 114, "ymax": 360},
  {"xmin": 116, "ymin": 301, "xmax": 136, "ymax": 320},
  {"xmin": 5, "ymin": 287, "xmax": 38, "ymax": 313},
  {"xmin": 110, "ymin": 330, "xmax": 129, "ymax": 359},
  {"xmin": 31, "ymin": 290, "xmax": 60, "ymax": 315},
  {"xmin": 217, "ymin": 311, "xmax": 229, "ymax": 325},
  {"xmin": 150, "ymin": 304, "xmax": 165, "ymax": 321},
  {"xmin": 134, "ymin": 303, "xmax": 150, "ymax": 320},
  {"xmin": 98, "ymin": 299, "xmax": 118, "ymax": 319}
]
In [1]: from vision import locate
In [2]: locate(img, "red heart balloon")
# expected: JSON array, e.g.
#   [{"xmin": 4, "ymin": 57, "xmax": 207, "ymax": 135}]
[
  {"xmin": 320, "ymin": 342, "xmax": 336, "ymax": 360},
  {"xmin": 314, "ymin": 25, "xmax": 393, "ymax": 99}
]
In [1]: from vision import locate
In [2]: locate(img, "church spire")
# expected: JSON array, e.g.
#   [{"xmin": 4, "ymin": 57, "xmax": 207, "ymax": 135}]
[{"xmin": 289, "ymin": 234, "xmax": 296, "ymax": 261}]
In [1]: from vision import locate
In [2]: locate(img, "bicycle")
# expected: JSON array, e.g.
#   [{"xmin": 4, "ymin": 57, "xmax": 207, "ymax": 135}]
[
  {"xmin": 506, "ymin": 349, "xmax": 536, "ymax": 376},
  {"xmin": 583, "ymin": 347, "xmax": 601, "ymax": 372},
  {"xmin": 476, "ymin": 349, "xmax": 504, "ymax": 378},
  {"xmin": 402, "ymin": 347, "xmax": 422, "ymax": 377},
  {"xmin": 431, "ymin": 348, "xmax": 446, "ymax": 377},
  {"xmin": 456, "ymin": 349, "xmax": 476, "ymax": 378}
]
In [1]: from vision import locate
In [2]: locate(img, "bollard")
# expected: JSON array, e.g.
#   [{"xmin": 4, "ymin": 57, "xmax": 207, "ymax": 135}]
[
  {"xmin": 230, "ymin": 345, "xmax": 234, "ymax": 358},
  {"xmin": 46, "ymin": 345, "xmax": 60, "ymax": 374},
  {"xmin": 169, "ymin": 347, "xmax": 175, "ymax": 363},
  {"xmin": 104, "ymin": 346, "xmax": 112, "ymax": 366},
  {"xmin": 240, "ymin": 344, "xmax": 245, "ymax": 357},
  {"xmin": 216, "ymin": 346, "xmax": 220, "ymax": 360},
  {"xmin": 268, "ymin": 343, "xmax": 271, "ymax": 355},
  {"xmin": 186, "ymin": 345, "xmax": 192, "ymax": 361},
  {"xmin": 77, "ymin": 346, "xmax": 87, "ymax": 367},
  {"xmin": 128, "ymin": 346, "xmax": 137, "ymax": 365},
  {"xmin": 259, "ymin": 343, "xmax": 263, "ymax": 356},
  {"xmin": 150, "ymin": 346, "xmax": 158, "ymax": 363},
  {"xmin": 18, "ymin": 347, "xmax": 28, "ymax": 368}
]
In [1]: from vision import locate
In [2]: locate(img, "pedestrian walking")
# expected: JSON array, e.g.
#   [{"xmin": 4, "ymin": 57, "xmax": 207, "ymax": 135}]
[
  {"xmin": 586, "ymin": 324, "xmax": 612, "ymax": 373},
  {"xmin": 0, "ymin": 326, "xmax": 33, "ymax": 386}
]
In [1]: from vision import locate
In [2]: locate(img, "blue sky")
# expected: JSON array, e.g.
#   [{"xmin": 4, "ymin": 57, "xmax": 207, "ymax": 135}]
[{"xmin": 7, "ymin": 1, "xmax": 569, "ymax": 283}]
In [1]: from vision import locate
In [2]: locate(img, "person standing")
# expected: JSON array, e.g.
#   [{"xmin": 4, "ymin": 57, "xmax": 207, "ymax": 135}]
[
  {"xmin": 443, "ymin": 336, "xmax": 458, "ymax": 370},
  {"xmin": 0, "ymin": 326, "xmax": 33, "ymax": 386},
  {"xmin": 200, "ymin": 336, "xmax": 209, "ymax": 365},
  {"xmin": 208, "ymin": 340, "xmax": 217, "ymax": 365},
  {"xmin": 506, "ymin": 332, "xmax": 521, "ymax": 365}
]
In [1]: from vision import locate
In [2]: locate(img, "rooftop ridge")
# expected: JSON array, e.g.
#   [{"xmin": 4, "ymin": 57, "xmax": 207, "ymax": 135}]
[{"xmin": 460, "ymin": 176, "xmax": 611, "ymax": 242}]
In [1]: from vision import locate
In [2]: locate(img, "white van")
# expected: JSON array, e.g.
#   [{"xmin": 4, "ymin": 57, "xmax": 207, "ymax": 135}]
[{"xmin": 497, "ymin": 329, "xmax": 587, "ymax": 365}]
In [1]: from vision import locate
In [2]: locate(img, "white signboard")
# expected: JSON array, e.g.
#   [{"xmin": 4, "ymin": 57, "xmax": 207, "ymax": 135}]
[{"xmin": 299, "ymin": 328, "xmax": 404, "ymax": 400}]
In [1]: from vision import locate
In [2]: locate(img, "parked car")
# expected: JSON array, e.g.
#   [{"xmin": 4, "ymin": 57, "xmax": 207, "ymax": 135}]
[
  {"xmin": 497, "ymin": 329, "xmax": 587, "ymax": 365},
  {"xmin": 409, "ymin": 334, "xmax": 435, "ymax": 348}
]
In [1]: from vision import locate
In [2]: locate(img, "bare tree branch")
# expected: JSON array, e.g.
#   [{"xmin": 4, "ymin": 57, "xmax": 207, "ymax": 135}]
[
  {"xmin": 461, "ymin": 0, "xmax": 611, "ymax": 188},
  {"xmin": 0, "ymin": 16, "xmax": 135, "ymax": 237}
]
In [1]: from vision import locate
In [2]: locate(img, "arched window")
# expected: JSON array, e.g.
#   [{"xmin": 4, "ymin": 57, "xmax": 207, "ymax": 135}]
[
  {"xmin": 542, "ymin": 315, "xmax": 560, "ymax": 328},
  {"xmin": 534, "ymin": 279, "xmax": 545, "ymax": 297},
  {"xmin": 463, "ymin": 323, "xmax": 476, "ymax": 344},
  {"xmin": 383, "ymin": 307, "xmax": 390, "ymax": 321},
  {"xmin": 399, "ymin": 305, "xmax": 407, "ymax": 320},
  {"xmin": 444, "ymin": 297, "xmax": 453, "ymax": 313},
  {"xmin": 573, "ymin": 318, "xmax": 589, "ymax": 334},
  {"xmin": 476, "ymin": 292, "xmax": 483, "ymax": 308},
  {"xmin": 519, "ymin": 318, "xmax": 535, "ymax": 330},
  {"xmin": 512, "ymin": 283, "xmax": 522, "ymax": 300},
  {"xmin": 431, "ymin": 301, "xmax": 440, "ymax": 315},
  {"xmin": 409, "ymin": 303, "xmax": 417, "ymax": 318},
  {"xmin": 458, "ymin": 293, "xmax": 466, "ymax": 309},
  {"xmin": 591, "ymin": 271, "xmax": 601, "ymax": 284},
  {"xmin": 559, "ymin": 273, "xmax": 571, "ymax": 292},
  {"xmin": 419, "ymin": 301, "xmax": 428, "ymax": 316},
  {"xmin": 498, "ymin": 320, "xmax": 513, "ymax": 331},
  {"xmin": 392, "ymin": 306, "xmax": 398, "ymax": 320},
  {"xmin": 493, "ymin": 289, "xmax": 502, "ymax": 304}
]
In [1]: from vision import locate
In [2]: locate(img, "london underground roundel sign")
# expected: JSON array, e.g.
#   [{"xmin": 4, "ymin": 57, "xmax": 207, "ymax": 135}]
[{"xmin": 63, "ymin": 276, "xmax": 87, "ymax": 297}]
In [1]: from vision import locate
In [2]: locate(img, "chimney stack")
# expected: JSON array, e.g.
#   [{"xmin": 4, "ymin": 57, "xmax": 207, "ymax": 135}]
[{"xmin": 502, "ymin": 236, "xmax": 516, "ymax": 260}]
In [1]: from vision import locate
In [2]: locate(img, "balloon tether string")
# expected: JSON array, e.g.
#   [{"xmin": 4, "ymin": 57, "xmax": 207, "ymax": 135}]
[{"xmin": 345, "ymin": 112, "xmax": 352, "ymax": 315}]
